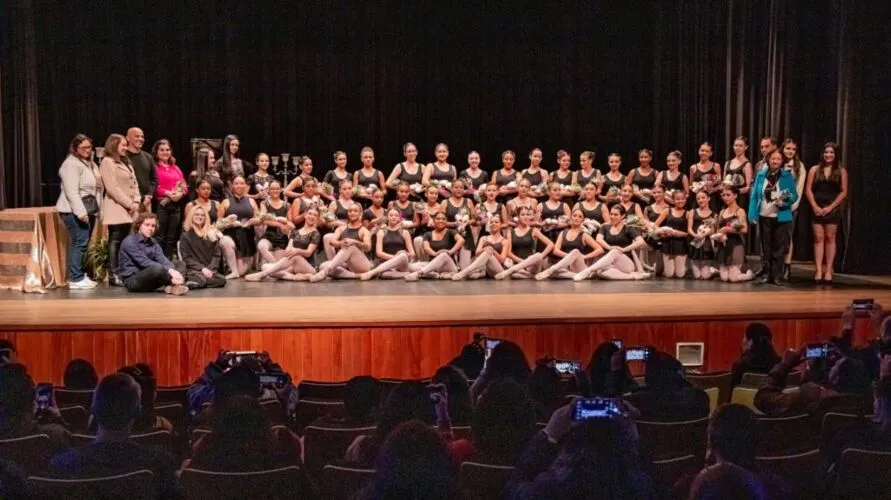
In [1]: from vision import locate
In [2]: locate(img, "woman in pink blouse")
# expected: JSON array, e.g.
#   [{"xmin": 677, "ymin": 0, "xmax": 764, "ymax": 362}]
[{"xmin": 152, "ymin": 139, "xmax": 188, "ymax": 259}]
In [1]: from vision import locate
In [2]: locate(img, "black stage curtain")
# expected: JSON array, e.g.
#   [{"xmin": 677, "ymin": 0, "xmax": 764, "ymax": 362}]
[{"xmin": 2, "ymin": 0, "xmax": 889, "ymax": 272}]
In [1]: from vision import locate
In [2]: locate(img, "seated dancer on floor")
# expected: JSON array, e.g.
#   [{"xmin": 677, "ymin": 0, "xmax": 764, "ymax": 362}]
[
  {"xmin": 451, "ymin": 214, "xmax": 511, "ymax": 280},
  {"xmin": 359, "ymin": 208, "xmax": 418, "ymax": 280},
  {"xmin": 256, "ymin": 181, "xmax": 294, "ymax": 266},
  {"xmin": 653, "ymin": 190, "xmax": 690, "ymax": 279},
  {"xmin": 217, "ymin": 176, "xmax": 261, "ymax": 279},
  {"xmin": 404, "ymin": 211, "xmax": 465, "ymax": 281},
  {"xmin": 534, "ymin": 209, "xmax": 604, "ymax": 280},
  {"xmin": 323, "ymin": 180, "xmax": 356, "ymax": 259},
  {"xmin": 178, "ymin": 207, "xmax": 227, "ymax": 289},
  {"xmin": 246, "ymin": 207, "xmax": 322, "ymax": 282},
  {"xmin": 715, "ymin": 186, "xmax": 754, "ymax": 282},
  {"xmin": 310, "ymin": 204, "xmax": 372, "ymax": 282},
  {"xmin": 494, "ymin": 206, "xmax": 554, "ymax": 280},
  {"xmin": 573, "ymin": 204, "xmax": 650, "ymax": 281},
  {"xmin": 118, "ymin": 212, "xmax": 189, "ymax": 295}
]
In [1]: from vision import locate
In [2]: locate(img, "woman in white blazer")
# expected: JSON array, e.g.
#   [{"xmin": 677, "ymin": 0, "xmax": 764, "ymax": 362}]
[{"xmin": 56, "ymin": 134, "xmax": 103, "ymax": 289}]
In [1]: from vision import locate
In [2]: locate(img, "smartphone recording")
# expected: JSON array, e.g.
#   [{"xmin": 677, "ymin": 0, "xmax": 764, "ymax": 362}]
[
  {"xmin": 805, "ymin": 343, "xmax": 829, "ymax": 360},
  {"xmin": 625, "ymin": 347, "xmax": 650, "ymax": 362},
  {"xmin": 553, "ymin": 360, "xmax": 581, "ymax": 376},
  {"xmin": 572, "ymin": 397, "xmax": 622, "ymax": 421}
]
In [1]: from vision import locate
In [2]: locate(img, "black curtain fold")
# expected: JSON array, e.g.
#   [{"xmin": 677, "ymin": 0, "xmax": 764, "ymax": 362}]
[{"xmin": 3, "ymin": 0, "xmax": 888, "ymax": 272}]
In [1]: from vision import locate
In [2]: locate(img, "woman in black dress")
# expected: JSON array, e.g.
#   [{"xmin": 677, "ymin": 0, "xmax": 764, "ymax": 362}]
[
  {"xmin": 217, "ymin": 176, "xmax": 261, "ymax": 278},
  {"xmin": 626, "ymin": 149, "xmax": 658, "ymax": 206},
  {"xmin": 386, "ymin": 142, "xmax": 424, "ymax": 191},
  {"xmin": 552, "ymin": 150, "xmax": 577, "ymax": 201},
  {"xmin": 353, "ymin": 147, "xmax": 386, "ymax": 207},
  {"xmin": 387, "ymin": 182, "xmax": 420, "ymax": 233},
  {"xmin": 573, "ymin": 204, "xmax": 650, "ymax": 281},
  {"xmin": 188, "ymin": 149, "xmax": 224, "ymax": 202},
  {"xmin": 311, "ymin": 203, "xmax": 373, "ymax": 281},
  {"xmin": 404, "ymin": 212, "xmax": 465, "ymax": 281},
  {"xmin": 654, "ymin": 190, "xmax": 689, "ymax": 278},
  {"xmin": 178, "ymin": 206, "xmax": 228, "ymax": 289},
  {"xmin": 248, "ymin": 153, "xmax": 274, "ymax": 202},
  {"xmin": 537, "ymin": 182, "xmax": 571, "ymax": 243},
  {"xmin": 715, "ymin": 186, "xmax": 754, "ymax": 282},
  {"xmin": 534, "ymin": 209, "xmax": 604, "ymax": 280},
  {"xmin": 494, "ymin": 207, "xmax": 554, "ymax": 280},
  {"xmin": 321, "ymin": 151, "xmax": 351, "ymax": 201},
  {"xmin": 599, "ymin": 153, "xmax": 625, "ymax": 204},
  {"xmin": 245, "ymin": 206, "xmax": 322, "ymax": 282},
  {"xmin": 574, "ymin": 182, "xmax": 609, "ymax": 232},
  {"xmin": 522, "ymin": 148, "xmax": 549, "ymax": 199},
  {"xmin": 476, "ymin": 183, "xmax": 509, "ymax": 241},
  {"xmin": 492, "ymin": 150, "xmax": 521, "ymax": 200},
  {"xmin": 441, "ymin": 178, "xmax": 477, "ymax": 269},
  {"xmin": 689, "ymin": 142, "xmax": 722, "ymax": 211},
  {"xmin": 216, "ymin": 134, "xmax": 247, "ymax": 195},
  {"xmin": 805, "ymin": 142, "xmax": 848, "ymax": 284},
  {"xmin": 460, "ymin": 150, "xmax": 489, "ymax": 198},
  {"xmin": 359, "ymin": 208, "xmax": 418, "ymax": 280},
  {"xmin": 576, "ymin": 151, "xmax": 601, "ymax": 189},
  {"xmin": 422, "ymin": 143, "xmax": 457, "ymax": 189},
  {"xmin": 687, "ymin": 189, "xmax": 718, "ymax": 280},
  {"xmin": 256, "ymin": 181, "xmax": 294, "ymax": 265},
  {"xmin": 451, "ymin": 214, "xmax": 511, "ymax": 280},
  {"xmin": 656, "ymin": 150, "xmax": 690, "ymax": 206}
]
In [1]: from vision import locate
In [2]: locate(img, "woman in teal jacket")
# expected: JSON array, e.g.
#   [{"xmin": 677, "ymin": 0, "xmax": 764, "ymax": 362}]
[{"xmin": 748, "ymin": 149, "xmax": 799, "ymax": 285}]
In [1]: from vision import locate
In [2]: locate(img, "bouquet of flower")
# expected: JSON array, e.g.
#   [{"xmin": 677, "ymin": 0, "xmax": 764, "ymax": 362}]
[
  {"xmin": 318, "ymin": 204, "xmax": 336, "ymax": 223},
  {"xmin": 477, "ymin": 210, "xmax": 491, "ymax": 233},
  {"xmin": 354, "ymin": 184, "xmax": 380, "ymax": 197},
  {"xmin": 638, "ymin": 186, "xmax": 653, "ymax": 199},
  {"xmin": 504, "ymin": 181, "xmax": 518, "ymax": 190},
  {"xmin": 691, "ymin": 181, "xmax": 705, "ymax": 193},
  {"xmin": 607, "ymin": 186, "xmax": 620, "ymax": 198},
  {"xmin": 531, "ymin": 182, "xmax": 548, "ymax": 197},
  {"xmin": 258, "ymin": 213, "xmax": 278, "ymax": 224},
  {"xmin": 472, "ymin": 187, "xmax": 485, "ymax": 204},
  {"xmin": 773, "ymin": 189, "xmax": 792, "ymax": 207},
  {"xmin": 215, "ymin": 214, "xmax": 239, "ymax": 231},
  {"xmin": 690, "ymin": 217, "xmax": 716, "ymax": 248},
  {"xmin": 560, "ymin": 184, "xmax": 582, "ymax": 196},
  {"xmin": 385, "ymin": 178, "xmax": 401, "ymax": 189},
  {"xmin": 319, "ymin": 182, "xmax": 335, "ymax": 196},
  {"xmin": 665, "ymin": 189, "xmax": 676, "ymax": 201},
  {"xmin": 542, "ymin": 218, "xmax": 559, "ymax": 230},
  {"xmin": 723, "ymin": 174, "xmax": 735, "ymax": 187},
  {"xmin": 409, "ymin": 183, "xmax": 425, "ymax": 196},
  {"xmin": 582, "ymin": 218, "xmax": 601, "ymax": 235},
  {"xmin": 401, "ymin": 219, "xmax": 413, "ymax": 229},
  {"xmin": 455, "ymin": 209, "xmax": 470, "ymax": 233},
  {"xmin": 624, "ymin": 215, "xmax": 647, "ymax": 231}
]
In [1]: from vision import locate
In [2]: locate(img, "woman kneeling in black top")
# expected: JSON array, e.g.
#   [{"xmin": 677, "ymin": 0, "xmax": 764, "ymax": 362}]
[{"xmin": 179, "ymin": 207, "xmax": 227, "ymax": 289}]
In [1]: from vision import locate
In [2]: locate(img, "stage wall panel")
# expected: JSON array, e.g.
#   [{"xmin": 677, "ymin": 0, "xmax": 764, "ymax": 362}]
[{"xmin": 0, "ymin": 316, "xmax": 860, "ymax": 386}]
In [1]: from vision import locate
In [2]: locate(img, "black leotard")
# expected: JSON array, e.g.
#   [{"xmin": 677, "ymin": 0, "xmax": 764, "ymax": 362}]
[
  {"xmin": 381, "ymin": 228, "xmax": 407, "ymax": 255},
  {"xmin": 577, "ymin": 201, "xmax": 605, "ymax": 223},
  {"xmin": 598, "ymin": 224, "xmax": 637, "ymax": 249},
  {"xmin": 559, "ymin": 229, "xmax": 587, "ymax": 254},
  {"xmin": 429, "ymin": 164, "xmax": 456, "ymax": 182},
  {"xmin": 511, "ymin": 228, "xmax": 536, "ymax": 259},
  {"xmin": 423, "ymin": 229, "xmax": 459, "ymax": 253}
]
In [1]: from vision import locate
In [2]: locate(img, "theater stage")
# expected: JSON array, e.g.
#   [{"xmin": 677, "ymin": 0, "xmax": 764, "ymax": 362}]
[{"xmin": 2, "ymin": 268, "xmax": 889, "ymax": 387}]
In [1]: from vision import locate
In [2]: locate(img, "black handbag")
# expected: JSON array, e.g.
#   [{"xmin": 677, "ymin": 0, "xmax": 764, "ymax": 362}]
[{"xmin": 81, "ymin": 195, "xmax": 100, "ymax": 216}]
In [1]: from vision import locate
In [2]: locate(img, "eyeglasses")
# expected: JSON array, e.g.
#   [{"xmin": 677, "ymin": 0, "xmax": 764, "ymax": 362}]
[{"xmin": 77, "ymin": 145, "xmax": 92, "ymax": 151}]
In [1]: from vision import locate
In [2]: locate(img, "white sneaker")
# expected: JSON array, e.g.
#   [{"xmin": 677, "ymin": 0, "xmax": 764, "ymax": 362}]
[
  {"xmin": 69, "ymin": 278, "xmax": 98, "ymax": 290},
  {"xmin": 82, "ymin": 276, "xmax": 97, "ymax": 285}
]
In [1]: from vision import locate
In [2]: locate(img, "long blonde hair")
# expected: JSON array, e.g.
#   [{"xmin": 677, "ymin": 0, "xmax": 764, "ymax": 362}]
[{"xmin": 184, "ymin": 206, "xmax": 219, "ymax": 242}]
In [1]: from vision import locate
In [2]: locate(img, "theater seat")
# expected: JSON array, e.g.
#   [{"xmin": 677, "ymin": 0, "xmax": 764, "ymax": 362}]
[
  {"xmin": 740, "ymin": 371, "xmax": 802, "ymax": 388},
  {"xmin": 704, "ymin": 387, "xmax": 719, "ymax": 414},
  {"xmin": 636, "ymin": 417, "xmax": 709, "ymax": 460},
  {"xmin": 180, "ymin": 466, "xmax": 307, "ymax": 500},
  {"xmin": 458, "ymin": 461, "xmax": 515, "ymax": 500},
  {"xmin": 836, "ymin": 448, "xmax": 891, "ymax": 499},
  {"xmin": 651, "ymin": 454, "xmax": 700, "ymax": 496},
  {"xmin": 687, "ymin": 371, "xmax": 732, "ymax": 405},
  {"xmin": 730, "ymin": 386, "xmax": 763, "ymax": 414},
  {"xmin": 58, "ymin": 405, "xmax": 89, "ymax": 433},
  {"xmin": 320, "ymin": 465, "xmax": 375, "ymax": 500},
  {"xmin": 297, "ymin": 380, "xmax": 348, "ymax": 400},
  {"xmin": 295, "ymin": 399, "xmax": 345, "ymax": 432},
  {"xmin": 54, "ymin": 388, "xmax": 94, "ymax": 409},
  {"xmin": 155, "ymin": 385, "xmax": 190, "ymax": 405},
  {"xmin": 28, "ymin": 469, "xmax": 155, "ymax": 500},
  {"xmin": 821, "ymin": 412, "xmax": 873, "ymax": 450},
  {"xmin": 0, "ymin": 434, "xmax": 52, "ymax": 474},
  {"xmin": 303, "ymin": 425, "xmax": 376, "ymax": 477},
  {"xmin": 71, "ymin": 430, "xmax": 172, "ymax": 451},
  {"xmin": 756, "ymin": 414, "xmax": 816, "ymax": 456},
  {"xmin": 154, "ymin": 403, "xmax": 185, "ymax": 431},
  {"xmin": 756, "ymin": 448, "xmax": 826, "ymax": 498}
]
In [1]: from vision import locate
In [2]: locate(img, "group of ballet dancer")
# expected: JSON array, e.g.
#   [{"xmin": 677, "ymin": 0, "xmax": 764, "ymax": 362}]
[{"xmin": 195, "ymin": 141, "xmax": 770, "ymax": 284}]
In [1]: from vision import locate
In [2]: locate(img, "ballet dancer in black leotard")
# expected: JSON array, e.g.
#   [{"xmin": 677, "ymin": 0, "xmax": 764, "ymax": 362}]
[
  {"xmin": 689, "ymin": 142, "xmax": 722, "ymax": 211},
  {"xmin": 715, "ymin": 186, "xmax": 754, "ymax": 282},
  {"xmin": 688, "ymin": 189, "xmax": 718, "ymax": 280},
  {"xmin": 245, "ymin": 207, "xmax": 322, "ymax": 282},
  {"xmin": 494, "ymin": 206, "xmax": 554, "ymax": 280},
  {"xmin": 322, "ymin": 180, "xmax": 356, "ymax": 259},
  {"xmin": 626, "ymin": 149, "xmax": 658, "ymax": 206},
  {"xmin": 522, "ymin": 148, "xmax": 549, "ymax": 199},
  {"xmin": 287, "ymin": 177, "xmax": 323, "ymax": 228},
  {"xmin": 805, "ymin": 142, "xmax": 848, "ymax": 284},
  {"xmin": 507, "ymin": 179, "xmax": 538, "ymax": 226},
  {"xmin": 552, "ymin": 150, "xmax": 577, "ymax": 201},
  {"xmin": 423, "ymin": 143, "xmax": 458, "ymax": 189},
  {"xmin": 537, "ymin": 182, "xmax": 571, "ymax": 243},
  {"xmin": 475, "ymin": 184, "xmax": 509, "ymax": 242},
  {"xmin": 492, "ymin": 150, "xmax": 521, "ymax": 201},
  {"xmin": 574, "ymin": 182, "xmax": 610, "ymax": 233},
  {"xmin": 217, "ymin": 176, "xmax": 262, "ymax": 278},
  {"xmin": 414, "ymin": 185, "xmax": 445, "ymax": 259},
  {"xmin": 460, "ymin": 150, "xmax": 489, "ymax": 196},
  {"xmin": 573, "ymin": 204, "xmax": 650, "ymax": 281},
  {"xmin": 617, "ymin": 185, "xmax": 645, "ymax": 221},
  {"xmin": 359, "ymin": 208, "xmax": 419, "ymax": 280},
  {"xmin": 321, "ymin": 151, "xmax": 351, "ymax": 201},
  {"xmin": 534, "ymin": 209, "xmax": 604, "ymax": 280},
  {"xmin": 654, "ymin": 190, "xmax": 690, "ymax": 278},
  {"xmin": 451, "ymin": 214, "xmax": 511, "ymax": 280},
  {"xmin": 256, "ymin": 181, "xmax": 294, "ymax": 265},
  {"xmin": 387, "ymin": 182, "xmax": 421, "ymax": 232},
  {"xmin": 599, "ymin": 153, "xmax": 625, "ymax": 204},
  {"xmin": 576, "ymin": 151, "xmax": 602, "ymax": 189},
  {"xmin": 404, "ymin": 212, "xmax": 466, "ymax": 281},
  {"xmin": 353, "ymin": 147, "xmax": 386, "ymax": 206},
  {"xmin": 310, "ymin": 203, "xmax": 373, "ymax": 281},
  {"xmin": 386, "ymin": 142, "xmax": 424, "ymax": 190},
  {"xmin": 656, "ymin": 150, "xmax": 690, "ymax": 206},
  {"xmin": 441, "ymin": 178, "xmax": 477, "ymax": 269}
]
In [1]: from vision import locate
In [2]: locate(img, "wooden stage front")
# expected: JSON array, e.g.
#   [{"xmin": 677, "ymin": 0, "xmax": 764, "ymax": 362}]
[{"xmin": 2, "ymin": 274, "xmax": 889, "ymax": 386}]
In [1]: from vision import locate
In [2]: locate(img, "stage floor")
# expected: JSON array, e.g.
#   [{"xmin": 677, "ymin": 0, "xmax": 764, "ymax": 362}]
[{"xmin": 4, "ymin": 266, "xmax": 890, "ymax": 329}]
